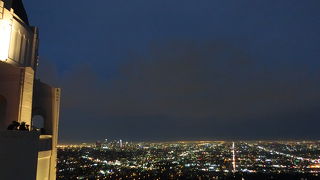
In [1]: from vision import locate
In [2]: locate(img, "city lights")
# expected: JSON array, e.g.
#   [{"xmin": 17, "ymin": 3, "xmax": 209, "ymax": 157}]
[
  {"xmin": 57, "ymin": 141, "xmax": 320, "ymax": 179},
  {"xmin": 0, "ymin": 19, "xmax": 11, "ymax": 61}
]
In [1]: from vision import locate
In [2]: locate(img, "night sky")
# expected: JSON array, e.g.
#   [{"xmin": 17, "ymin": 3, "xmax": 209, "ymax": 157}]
[{"xmin": 23, "ymin": 0, "xmax": 320, "ymax": 143}]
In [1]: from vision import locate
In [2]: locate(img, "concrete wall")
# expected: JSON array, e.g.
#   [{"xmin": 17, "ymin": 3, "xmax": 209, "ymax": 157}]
[
  {"xmin": 0, "ymin": 131, "xmax": 39, "ymax": 180},
  {"xmin": 37, "ymin": 150, "xmax": 52, "ymax": 180},
  {"xmin": 37, "ymin": 135, "xmax": 53, "ymax": 180},
  {"xmin": 0, "ymin": 62, "xmax": 34, "ymax": 129},
  {"xmin": 0, "ymin": 95, "xmax": 6, "ymax": 123},
  {"xmin": 33, "ymin": 81, "xmax": 61, "ymax": 180},
  {"xmin": 19, "ymin": 66, "xmax": 34, "ymax": 124},
  {"xmin": 0, "ymin": 2, "xmax": 38, "ymax": 68},
  {"xmin": 0, "ymin": 1, "xmax": 60, "ymax": 180}
]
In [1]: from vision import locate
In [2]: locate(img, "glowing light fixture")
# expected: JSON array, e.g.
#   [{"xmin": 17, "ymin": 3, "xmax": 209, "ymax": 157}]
[{"xmin": 0, "ymin": 19, "xmax": 12, "ymax": 61}]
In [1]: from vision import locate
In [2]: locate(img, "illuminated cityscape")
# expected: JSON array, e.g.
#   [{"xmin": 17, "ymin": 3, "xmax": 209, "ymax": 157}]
[
  {"xmin": 57, "ymin": 141, "xmax": 320, "ymax": 180},
  {"xmin": 1, "ymin": 1, "xmax": 319, "ymax": 179}
]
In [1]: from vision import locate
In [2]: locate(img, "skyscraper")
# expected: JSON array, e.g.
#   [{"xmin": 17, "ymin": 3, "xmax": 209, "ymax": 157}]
[
  {"xmin": 120, "ymin": 139, "xmax": 123, "ymax": 148},
  {"xmin": 0, "ymin": 0, "xmax": 60, "ymax": 180}
]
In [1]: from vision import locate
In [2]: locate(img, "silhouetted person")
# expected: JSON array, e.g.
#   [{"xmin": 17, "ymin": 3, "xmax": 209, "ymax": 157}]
[
  {"xmin": 7, "ymin": 121, "xmax": 20, "ymax": 130},
  {"xmin": 19, "ymin": 122, "xmax": 29, "ymax": 131}
]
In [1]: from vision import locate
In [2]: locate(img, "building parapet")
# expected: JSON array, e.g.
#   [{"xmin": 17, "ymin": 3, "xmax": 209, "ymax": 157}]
[{"xmin": 0, "ymin": 130, "xmax": 40, "ymax": 180}]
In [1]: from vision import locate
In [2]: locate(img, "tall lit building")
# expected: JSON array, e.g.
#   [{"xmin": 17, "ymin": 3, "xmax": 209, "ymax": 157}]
[
  {"xmin": 120, "ymin": 139, "xmax": 123, "ymax": 148},
  {"xmin": 0, "ymin": 0, "xmax": 60, "ymax": 180}
]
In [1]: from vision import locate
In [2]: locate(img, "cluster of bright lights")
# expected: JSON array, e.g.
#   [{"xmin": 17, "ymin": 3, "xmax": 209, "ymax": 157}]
[
  {"xmin": 0, "ymin": 19, "xmax": 11, "ymax": 61},
  {"xmin": 57, "ymin": 141, "xmax": 320, "ymax": 180}
]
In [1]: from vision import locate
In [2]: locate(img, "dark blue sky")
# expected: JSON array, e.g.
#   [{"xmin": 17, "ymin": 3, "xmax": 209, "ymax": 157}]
[{"xmin": 24, "ymin": 0, "xmax": 320, "ymax": 143}]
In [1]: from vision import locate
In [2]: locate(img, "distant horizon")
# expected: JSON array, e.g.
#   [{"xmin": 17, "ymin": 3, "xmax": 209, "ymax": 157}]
[{"xmin": 58, "ymin": 138, "xmax": 320, "ymax": 145}]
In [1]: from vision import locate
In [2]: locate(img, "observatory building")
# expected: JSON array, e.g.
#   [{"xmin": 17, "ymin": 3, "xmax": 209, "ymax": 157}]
[{"xmin": 0, "ymin": 0, "xmax": 60, "ymax": 180}]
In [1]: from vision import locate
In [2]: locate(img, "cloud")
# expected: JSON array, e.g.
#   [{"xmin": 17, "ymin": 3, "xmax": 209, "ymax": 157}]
[{"xmin": 38, "ymin": 40, "xmax": 320, "ymax": 142}]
